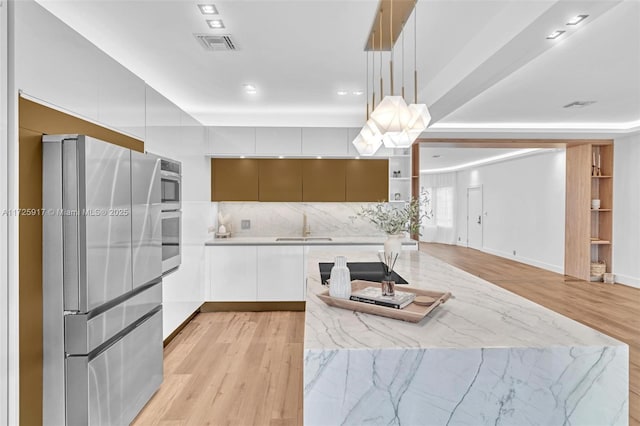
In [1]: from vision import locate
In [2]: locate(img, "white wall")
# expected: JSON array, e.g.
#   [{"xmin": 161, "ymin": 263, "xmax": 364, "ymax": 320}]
[
  {"xmin": 455, "ymin": 150, "xmax": 566, "ymax": 273},
  {"xmin": 613, "ymin": 133, "xmax": 640, "ymax": 288},
  {"xmin": 145, "ymin": 86, "xmax": 209, "ymax": 338},
  {"xmin": 1, "ymin": 2, "xmax": 10, "ymax": 424}
]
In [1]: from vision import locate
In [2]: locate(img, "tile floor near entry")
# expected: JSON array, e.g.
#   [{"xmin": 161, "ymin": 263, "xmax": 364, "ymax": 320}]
[{"xmin": 134, "ymin": 243, "xmax": 639, "ymax": 426}]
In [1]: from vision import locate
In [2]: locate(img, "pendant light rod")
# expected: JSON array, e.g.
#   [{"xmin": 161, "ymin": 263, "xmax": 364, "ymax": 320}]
[
  {"xmin": 389, "ymin": 0, "xmax": 394, "ymax": 96},
  {"xmin": 372, "ymin": 30, "xmax": 376, "ymax": 109},
  {"xmin": 414, "ymin": 0, "xmax": 418, "ymax": 104},
  {"xmin": 366, "ymin": 47, "xmax": 369, "ymax": 120},
  {"xmin": 364, "ymin": 33, "xmax": 373, "ymax": 120},
  {"xmin": 401, "ymin": 20, "xmax": 405, "ymax": 99},
  {"xmin": 379, "ymin": 8, "xmax": 383, "ymax": 100}
]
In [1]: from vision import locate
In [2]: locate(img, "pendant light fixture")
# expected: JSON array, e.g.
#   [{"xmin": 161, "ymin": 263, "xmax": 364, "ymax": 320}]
[
  {"xmin": 370, "ymin": 0, "xmax": 412, "ymax": 136},
  {"xmin": 353, "ymin": 0, "xmax": 430, "ymax": 154},
  {"xmin": 352, "ymin": 30, "xmax": 383, "ymax": 156},
  {"xmin": 403, "ymin": 0, "xmax": 431, "ymax": 144},
  {"xmin": 381, "ymin": 0, "xmax": 430, "ymax": 148}
]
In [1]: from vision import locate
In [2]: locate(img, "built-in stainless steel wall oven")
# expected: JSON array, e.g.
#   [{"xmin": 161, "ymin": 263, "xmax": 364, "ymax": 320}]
[
  {"xmin": 159, "ymin": 156, "xmax": 182, "ymax": 274},
  {"xmin": 161, "ymin": 209, "xmax": 181, "ymax": 273},
  {"xmin": 160, "ymin": 158, "xmax": 181, "ymax": 211}
]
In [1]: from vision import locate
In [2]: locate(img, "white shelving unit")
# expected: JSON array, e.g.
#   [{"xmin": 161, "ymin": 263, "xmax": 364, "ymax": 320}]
[{"xmin": 388, "ymin": 149, "xmax": 412, "ymax": 202}]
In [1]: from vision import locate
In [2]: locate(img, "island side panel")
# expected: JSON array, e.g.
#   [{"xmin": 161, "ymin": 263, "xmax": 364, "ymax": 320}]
[{"xmin": 303, "ymin": 345, "xmax": 628, "ymax": 426}]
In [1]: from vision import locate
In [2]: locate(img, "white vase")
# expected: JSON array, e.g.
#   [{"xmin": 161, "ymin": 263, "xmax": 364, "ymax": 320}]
[
  {"xmin": 329, "ymin": 256, "xmax": 351, "ymax": 299},
  {"xmin": 384, "ymin": 233, "xmax": 404, "ymax": 258}
]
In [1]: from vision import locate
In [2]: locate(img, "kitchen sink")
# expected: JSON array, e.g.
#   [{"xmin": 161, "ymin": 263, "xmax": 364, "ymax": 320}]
[{"xmin": 275, "ymin": 237, "xmax": 332, "ymax": 242}]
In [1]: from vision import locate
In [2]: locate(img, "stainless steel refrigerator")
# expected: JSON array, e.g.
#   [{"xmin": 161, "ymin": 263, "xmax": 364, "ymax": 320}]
[{"xmin": 42, "ymin": 135, "xmax": 163, "ymax": 425}]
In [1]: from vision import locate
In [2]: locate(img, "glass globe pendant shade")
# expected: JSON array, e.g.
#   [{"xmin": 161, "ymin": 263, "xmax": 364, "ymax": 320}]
[
  {"xmin": 351, "ymin": 119, "xmax": 383, "ymax": 156},
  {"xmin": 370, "ymin": 96, "xmax": 412, "ymax": 134}
]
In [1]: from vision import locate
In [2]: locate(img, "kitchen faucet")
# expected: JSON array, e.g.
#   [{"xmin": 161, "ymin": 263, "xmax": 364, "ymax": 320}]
[{"xmin": 302, "ymin": 212, "xmax": 311, "ymax": 237}]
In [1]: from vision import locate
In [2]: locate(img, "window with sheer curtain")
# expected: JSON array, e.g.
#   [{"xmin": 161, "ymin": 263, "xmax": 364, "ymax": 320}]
[
  {"xmin": 435, "ymin": 187, "xmax": 454, "ymax": 228},
  {"xmin": 420, "ymin": 173, "xmax": 457, "ymax": 244}
]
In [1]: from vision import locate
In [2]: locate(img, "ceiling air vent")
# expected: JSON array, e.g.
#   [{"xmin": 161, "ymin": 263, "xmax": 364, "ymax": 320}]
[
  {"xmin": 563, "ymin": 100, "xmax": 596, "ymax": 108},
  {"xmin": 194, "ymin": 34, "xmax": 237, "ymax": 51}
]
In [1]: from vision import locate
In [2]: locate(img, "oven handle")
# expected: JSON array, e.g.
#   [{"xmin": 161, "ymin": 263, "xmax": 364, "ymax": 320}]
[
  {"xmin": 161, "ymin": 170, "xmax": 181, "ymax": 180},
  {"xmin": 161, "ymin": 211, "xmax": 181, "ymax": 219}
]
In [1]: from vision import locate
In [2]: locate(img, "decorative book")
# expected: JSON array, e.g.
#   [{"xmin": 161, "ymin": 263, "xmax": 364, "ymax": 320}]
[{"xmin": 350, "ymin": 287, "xmax": 416, "ymax": 309}]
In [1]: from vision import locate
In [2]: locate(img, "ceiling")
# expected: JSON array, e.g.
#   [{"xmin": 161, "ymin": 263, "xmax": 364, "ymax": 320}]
[
  {"xmin": 36, "ymin": 0, "xmax": 640, "ymax": 131},
  {"xmin": 419, "ymin": 147, "xmax": 553, "ymax": 172}
]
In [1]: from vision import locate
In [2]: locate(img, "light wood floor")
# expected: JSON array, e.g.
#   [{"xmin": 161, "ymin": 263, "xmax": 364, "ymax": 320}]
[
  {"xmin": 420, "ymin": 242, "xmax": 639, "ymax": 426},
  {"xmin": 135, "ymin": 244, "xmax": 639, "ymax": 425},
  {"xmin": 132, "ymin": 311, "xmax": 304, "ymax": 426}
]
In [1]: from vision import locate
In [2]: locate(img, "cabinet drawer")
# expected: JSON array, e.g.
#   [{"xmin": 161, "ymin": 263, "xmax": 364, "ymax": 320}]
[
  {"xmin": 65, "ymin": 309, "xmax": 163, "ymax": 426},
  {"xmin": 65, "ymin": 282, "xmax": 162, "ymax": 354}
]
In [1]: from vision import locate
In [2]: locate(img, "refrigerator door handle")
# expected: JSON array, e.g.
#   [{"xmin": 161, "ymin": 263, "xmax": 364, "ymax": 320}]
[{"xmin": 62, "ymin": 138, "xmax": 82, "ymax": 312}]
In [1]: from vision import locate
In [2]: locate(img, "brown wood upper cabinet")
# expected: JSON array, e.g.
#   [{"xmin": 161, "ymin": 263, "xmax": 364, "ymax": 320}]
[
  {"xmin": 345, "ymin": 159, "xmax": 388, "ymax": 202},
  {"xmin": 259, "ymin": 159, "xmax": 303, "ymax": 201},
  {"xmin": 302, "ymin": 159, "xmax": 346, "ymax": 201},
  {"xmin": 211, "ymin": 158, "xmax": 259, "ymax": 201},
  {"xmin": 211, "ymin": 158, "xmax": 388, "ymax": 202}
]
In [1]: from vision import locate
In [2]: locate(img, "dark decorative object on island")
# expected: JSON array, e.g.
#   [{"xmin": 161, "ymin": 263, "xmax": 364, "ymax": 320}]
[{"xmin": 318, "ymin": 262, "xmax": 408, "ymax": 285}]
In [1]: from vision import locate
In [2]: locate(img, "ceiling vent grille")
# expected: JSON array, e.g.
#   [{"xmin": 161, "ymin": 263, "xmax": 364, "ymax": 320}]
[{"xmin": 194, "ymin": 34, "xmax": 237, "ymax": 51}]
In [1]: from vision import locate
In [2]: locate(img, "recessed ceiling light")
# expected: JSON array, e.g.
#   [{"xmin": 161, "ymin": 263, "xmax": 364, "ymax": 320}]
[
  {"xmin": 316, "ymin": 156, "xmax": 322, "ymax": 159},
  {"xmin": 563, "ymin": 100, "xmax": 597, "ymax": 108},
  {"xmin": 353, "ymin": 91, "xmax": 364, "ymax": 96},
  {"xmin": 207, "ymin": 19, "xmax": 225, "ymax": 29},
  {"xmin": 337, "ymin": 91, "xmax": 348, "ymax": 96},
  {"xmin": 566, "ymin": 14, "xmax": 589, "ymax": 25},
  {"xmin": 546, "ymin": 30, "xmax": 565, "ymax": 40},
  {"xmin": 240, "ymin": 155, "xmax": 246, "ymax": 159},
  {"xmin": 355, "ymin": 156, "xmax": 360, "ymax": 160},
  {"xmin": 198, "ymin": 4, "xmax": 218, "ymax": 15},
  {"xmin": 278, "ymin": 156, "xmax": 285, "ymax": 159}
]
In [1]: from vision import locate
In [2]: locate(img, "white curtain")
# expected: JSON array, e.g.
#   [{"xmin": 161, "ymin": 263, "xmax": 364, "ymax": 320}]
[{"xmin": 420, "ymin": 172, "xmax": 457, "ymax": 244}]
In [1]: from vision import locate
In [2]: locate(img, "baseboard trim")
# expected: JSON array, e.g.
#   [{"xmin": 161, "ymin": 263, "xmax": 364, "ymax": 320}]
[
  {"xmin": 200, "ymin": 301, "xmax": 306, "ymax": 312},
  {"xmin": 481, "ymin": 247, "xmax": 564, "ymax": 274},
  {"xmin": 612, "ymin": 273, "xmax": 640, "ymax": 289},
  {"xmin": 163, "ymin": 308, "xmax": 200, "ymax": 347}
]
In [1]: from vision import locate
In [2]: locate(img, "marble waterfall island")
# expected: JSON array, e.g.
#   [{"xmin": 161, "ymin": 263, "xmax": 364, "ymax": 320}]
[{"xmin": 304, "ymin": 250, "xmax": 628, "ymax": 426}]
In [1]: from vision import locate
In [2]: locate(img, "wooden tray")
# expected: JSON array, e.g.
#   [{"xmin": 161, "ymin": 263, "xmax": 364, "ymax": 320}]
[{"xmin": 317, "ymin": 280, "xmax": 452, "ymax": 323}]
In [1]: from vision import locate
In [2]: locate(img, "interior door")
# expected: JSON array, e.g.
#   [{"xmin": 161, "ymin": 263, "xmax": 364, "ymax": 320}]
[{"xmin": 467, "ymin": 186, "xmax": 483, "ymax": 250}]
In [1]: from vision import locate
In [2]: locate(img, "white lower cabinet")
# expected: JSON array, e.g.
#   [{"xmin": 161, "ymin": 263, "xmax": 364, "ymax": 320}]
[
  {"xmin": 209, "ymin": 246, "xmax": 258, "ymax": 301},
  {"xmin": 257, "ymin": 246, "xmax": 305, "ymax": 301},
  {"xmin": 208, "ymin": 245, "xmax": 305, "ymax": 302}
]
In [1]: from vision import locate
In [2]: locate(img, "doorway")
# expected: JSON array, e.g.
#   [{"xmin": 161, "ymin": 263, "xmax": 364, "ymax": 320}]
[{"xmin": 467, "ymin": 186, "xmax": 483, "ymax": 249}]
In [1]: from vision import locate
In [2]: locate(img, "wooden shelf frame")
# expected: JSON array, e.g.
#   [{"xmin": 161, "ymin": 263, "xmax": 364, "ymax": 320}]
[{"xmin": 565, "ymin": 143, "xmax": 614, "ymax": 280}]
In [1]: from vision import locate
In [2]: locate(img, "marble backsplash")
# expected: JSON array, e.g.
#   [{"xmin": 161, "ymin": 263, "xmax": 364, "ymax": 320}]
[{"xmin": 211, "ymin": 202, "xmax": 385, "ymax": 237}]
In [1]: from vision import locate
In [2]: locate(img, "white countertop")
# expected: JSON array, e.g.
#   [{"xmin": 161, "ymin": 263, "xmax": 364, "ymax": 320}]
[
  {"xmin": 304, "ymin": 249, "xmax": 624, "ymax": 350},
  {"xmin": 204, "ymin": 236, "xmax": 418, "ymax": 247}
]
